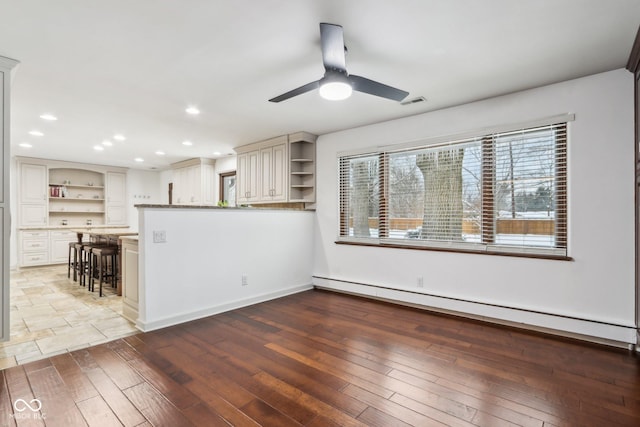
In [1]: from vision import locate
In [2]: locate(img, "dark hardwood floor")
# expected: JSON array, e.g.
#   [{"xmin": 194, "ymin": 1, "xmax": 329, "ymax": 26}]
[{"xmin": 1, "ymin": 289, "xmax": 639, "ymax": 426}]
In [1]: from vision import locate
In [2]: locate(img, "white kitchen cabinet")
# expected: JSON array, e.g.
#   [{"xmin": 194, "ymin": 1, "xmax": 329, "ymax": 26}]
[
  {"xmin": 50, "ymin": 230, "xmax": 78, "ymax": 263},
  {"xmin": 121, "ymin": 237, "xmax": 139, "ymax": 323},
  {"xmin": 237, "ymin": 150, "xmax": 259, "ymax": 204},
  {"xmin": 235, "ymin": 132, "xmax": 316, "ymax": 205},
  {"xmin": 106, "ymin": 171, "xmax": 127, "ymax": 225},
  {"xmin": 15, "ymin": 157, "xmax": 128, "ymax": 267},
  {"xmin": 260, "ymin": 141, "xmax": 287, "ymax": 202},
  {"xmin": 16, "ymin": 158, "xmax": 128, "ymax": 229},
  {"xmin": 170, "ymin": 158, "xmax": 216, "ymax": 205},
  {"xmin": 18, "ymin": 163, "xmax": 47, "ymax": 226},
  {"xmin": 19, "ymin": 230, "xmax": 49, "ymax": 267},
  {"xmin": 20, "ymin": 163, "xmax": 47, "ymax": 204}
]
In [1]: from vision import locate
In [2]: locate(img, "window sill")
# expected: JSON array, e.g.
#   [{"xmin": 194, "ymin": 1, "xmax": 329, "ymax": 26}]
[{"xmin": 334, "ymin": 240, "xmax": 573, "ymax": 261}]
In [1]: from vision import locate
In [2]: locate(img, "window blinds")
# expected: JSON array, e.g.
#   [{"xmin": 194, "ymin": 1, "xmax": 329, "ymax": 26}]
[{"xmin": 338, "ymin": 121, "xmax": 568, "ymax": 257}]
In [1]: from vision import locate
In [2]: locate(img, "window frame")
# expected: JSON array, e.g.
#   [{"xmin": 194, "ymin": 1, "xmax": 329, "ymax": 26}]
[{"xmin": 337, "ymin": 114, "xmax": 573, "ymax": 260}]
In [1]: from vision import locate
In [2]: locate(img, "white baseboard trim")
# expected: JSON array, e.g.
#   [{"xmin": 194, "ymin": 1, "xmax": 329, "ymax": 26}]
[
  {"xmin": 136, "ymin": 283, "xmax": 314, "ymax": 332},
  {"xmin": 312, "ymin": 276, "xmax": 637, "ymax": 348}
]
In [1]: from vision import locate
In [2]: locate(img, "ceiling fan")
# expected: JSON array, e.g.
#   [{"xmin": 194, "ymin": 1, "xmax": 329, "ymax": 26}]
[{"xmin": 269, "ymin": 23, "xmax": 409, "ymax": 103}]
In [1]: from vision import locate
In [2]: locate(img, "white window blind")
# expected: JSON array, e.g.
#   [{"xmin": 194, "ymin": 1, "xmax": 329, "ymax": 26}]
[{"xmin": 338, "ymin": 121, "xmax": 568, "ymax": 257}]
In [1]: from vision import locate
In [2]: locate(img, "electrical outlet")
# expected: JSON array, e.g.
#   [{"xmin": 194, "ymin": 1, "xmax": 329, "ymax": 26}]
[
  {"xmin": 241, "ymin": 274, "xmax": 248, "ymax": 286},
  {"xmin": 153, "ymin": 230, "xmax": 166, "ymax": 243},
  {"xmin": 417, "ymin": 276, "xmax": 424, "ymax": 288}
]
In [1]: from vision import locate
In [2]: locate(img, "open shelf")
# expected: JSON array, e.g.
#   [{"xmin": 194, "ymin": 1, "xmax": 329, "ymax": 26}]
[
  {"xmin": 50, "ymin": 210, "xmax": 105, "ymax": 214},
  {"xmin": 49, "ymin": 197, "xmax": 104, "ymax": 201},
  {"xmin": 50, "ymin": 183, "xmax": 104, "ymax": 189},
  {"xmin": 288, "ymin": 135, "xmax": 316, "ymax": 203}
]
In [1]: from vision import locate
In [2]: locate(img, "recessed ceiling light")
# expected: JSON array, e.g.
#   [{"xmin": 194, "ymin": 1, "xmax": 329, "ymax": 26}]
[
  {"xmin": 213, "ymin": 151, "xmax": 221, "ymax": 156},
  {"xmin": 113, "ymin": 134, "xmax": 126, "ymax": 141},
  {"xmin": 155, "ymin": 151, "xmax": 165, "ymax": 156},
  {"xmin": 39, "ymin": 114, "xmax": 57, "ymax": 121},
  {"xmin": 19, "ymin": 143, "xmax": 32, "ymax": 148},
  {"xmin": 182, "ymin": 140, "xmax": 193, "ymax": 146},
  {"xmin": 134, "ymin": 157, "xmax": 144, "ymax": 162},
  {"xmin": 93, "ymin": 145, "xmax": 104, "ymax": 151},
  {"xmin": 102, "ymin": 140, "xmax": 113, "ymax": 146},
  {"xmin": 185, "ymin": 106, "xmax": 200, "ymax": 115},
  {"xmin": 29, "ymin": 130, "xmax": 44, "ymax": 136}
]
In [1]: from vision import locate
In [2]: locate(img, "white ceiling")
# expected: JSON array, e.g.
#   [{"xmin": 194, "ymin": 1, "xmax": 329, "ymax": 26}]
[{"xmin": 1, "ymin": 0, "xmax": 639, "ymax": 170}]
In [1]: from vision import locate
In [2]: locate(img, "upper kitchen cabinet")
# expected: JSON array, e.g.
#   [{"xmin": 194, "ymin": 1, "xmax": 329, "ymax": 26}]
[
  {"xmin": 16, "ymin": 157, "xmax": 128, "ymax": 228},
  {"xmin": 18, "ymin": 162, "xmax": 47, "ymax": 226},
  {"xmin": 237, "ymin": 150, "xmax": 259, "ymax": 204},
  {"xmin": 259, "ymin": 136, "xmax": 288, "ymax": 202},
  {"xmin": 170, "ymin": 158, "xmax": 216, "ymax": 205},
  {"xmin": 234, "ymin": 132, "xmax": 316, "ymax": 206}
]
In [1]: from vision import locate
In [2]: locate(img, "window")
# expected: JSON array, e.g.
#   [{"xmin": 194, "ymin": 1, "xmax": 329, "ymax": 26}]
[
  {"xmin": 339, "ymin": 119, "xmax": 568, "ymax": 258},
  {"xmin": 219, "ymin": 171, "xmax": 236, "ymax": 207}
]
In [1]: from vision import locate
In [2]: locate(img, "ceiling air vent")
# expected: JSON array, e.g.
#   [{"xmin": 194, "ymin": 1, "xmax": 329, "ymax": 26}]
[{"xmin": 400, "ymin": 96, "xmax": 427, "ymax": 106}]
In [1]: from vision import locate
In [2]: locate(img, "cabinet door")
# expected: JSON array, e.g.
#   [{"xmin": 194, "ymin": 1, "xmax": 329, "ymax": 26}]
[
  {"xmin": 20, "ymin": 204, "xmax": 47, "ymax": 226},
  {"xmin": 106, "ymin": 172, "xmax": 126, "ymax": 225},
  {"xmin": 20, "ymin": 163, "xmax": 47, "ymax": 204},
  {"xmin": 187, "ymin": 165, "xmax": 200, "ymax": 204},
  {"xmin": 271, "ymin": 143, "xmax": 288, "ymax": 202},
  {"xmin": 121, "ymin": 240, "xmax": 139, "ymax": 322},
  {"xmin": 201, "ymin": 164, "xmax": 215, "ymax": 205},
  {"xmin": 237, "ymin": 151, "xmax": 259, "ymax": 203},
  {"xmin": 172, "ymin": 168, "xmax": 184, "ymax": 204},
  {"xmin": 237, "ymin": 153, "xmax": 249, "ymax": 203},
  {"xmin": 50, "ymin": 231, "xmax": 76, "ymax": 263},
  {"xmin": 260, "ymin": 144, "xmax": 287, "ymax": 202},
  {"xmin": 106, "ymin": 172, "xmax": 126, "ymax": 205},
  {"xmin": 260, "ymin": 147, "xmax": 273, "ymax": 199}
]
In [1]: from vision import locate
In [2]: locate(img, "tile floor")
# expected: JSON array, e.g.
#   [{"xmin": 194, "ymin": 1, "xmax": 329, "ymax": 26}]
[{"xmin": 0, "ymin": 264, "xmax": 138, "ymax": 369}]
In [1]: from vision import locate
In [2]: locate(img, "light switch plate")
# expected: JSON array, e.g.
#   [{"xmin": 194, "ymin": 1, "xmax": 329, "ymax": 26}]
[{"xmin": 153, "ymin": 230, "xmax": 166, "ymax": 243}]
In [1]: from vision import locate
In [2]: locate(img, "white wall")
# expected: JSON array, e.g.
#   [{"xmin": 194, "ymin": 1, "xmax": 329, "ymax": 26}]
[
  {"xmin": 313, "ymin": 69, "xmax": 636, "ymax": 344},
  {"xmin": 126, "ymin": 169, "xmax": 163, "ymax": 231},
  {"xmin": 137, "ymin": 207, "xmax": 313, "ymax": 331}
]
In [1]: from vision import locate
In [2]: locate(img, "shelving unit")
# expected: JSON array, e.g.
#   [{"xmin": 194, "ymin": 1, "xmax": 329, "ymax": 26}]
[
  {"xmin": 16, "ymin": 157, "xmax": 128, "ymax": 267},
  {"xmin": 288, "ymin": 132, "xmax": 316, "ymax": 203},
  {"xmin": 48, "ymin": 168, "xmax": 105, "ymax": 226}
]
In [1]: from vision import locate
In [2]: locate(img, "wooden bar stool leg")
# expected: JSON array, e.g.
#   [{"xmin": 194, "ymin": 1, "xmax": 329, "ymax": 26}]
[{"xmin": 67, "ymin": 243, "xmax": 73, "ymax": 279}]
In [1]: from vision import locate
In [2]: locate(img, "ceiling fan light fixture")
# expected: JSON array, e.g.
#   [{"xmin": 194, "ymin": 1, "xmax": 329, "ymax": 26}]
[
  {"xmin": 319, "ymin": 81, "xmax": 352, "ymax": 100},
  {"xmin": 319, "ymin": 72, "xmax": 352, "ymax": 101}
]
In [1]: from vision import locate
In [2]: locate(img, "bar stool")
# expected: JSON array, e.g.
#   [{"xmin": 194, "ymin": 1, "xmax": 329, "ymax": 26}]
[
  {"xmin": 80, "ymin": 242, "xmax": 110, "ymax": 287},
  {"xmin": 68, "ymin": 242, "xmax": 85, "ymax": 282},
  {"xmin": 90, "ymin": 246, "xmax": 118, "ymax": 297},
  {"xmin": 67, "ymin": 242, "xmax": 77, "ymax": 279}
]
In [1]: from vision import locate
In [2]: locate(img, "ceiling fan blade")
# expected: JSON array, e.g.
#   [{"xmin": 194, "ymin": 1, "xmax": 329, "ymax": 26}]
[
  {"xmin": 269, "ymin": 80, "xmax": 320, "ymax": 103},
  {"xmin": 349, "ymin": 74, "xmax": 409, "ymax": 101},
  {"xmin": 320, "ymin": 23, "xmax": 346, "ymax": 71}
]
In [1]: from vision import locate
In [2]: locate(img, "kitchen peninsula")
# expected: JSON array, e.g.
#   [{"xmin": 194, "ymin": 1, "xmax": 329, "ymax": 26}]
[{"xmin": 130, "ymin": 204, "xmax": 314, "ymax": 331}]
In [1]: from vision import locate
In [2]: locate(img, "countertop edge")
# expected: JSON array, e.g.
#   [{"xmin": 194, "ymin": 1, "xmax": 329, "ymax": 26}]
[
  {"xmin": 19, "ymin": 225, "xmax": 132, "ymax": 231},
  {"xmin": 134, "ymin": 204, "xmax": 315, "ymax": 212}
]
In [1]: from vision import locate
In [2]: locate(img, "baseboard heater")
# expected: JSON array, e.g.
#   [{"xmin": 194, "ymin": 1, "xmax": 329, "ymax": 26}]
[{"xmin": 312, "ymin": 276, "xmax": 637, "ymax": 350}]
